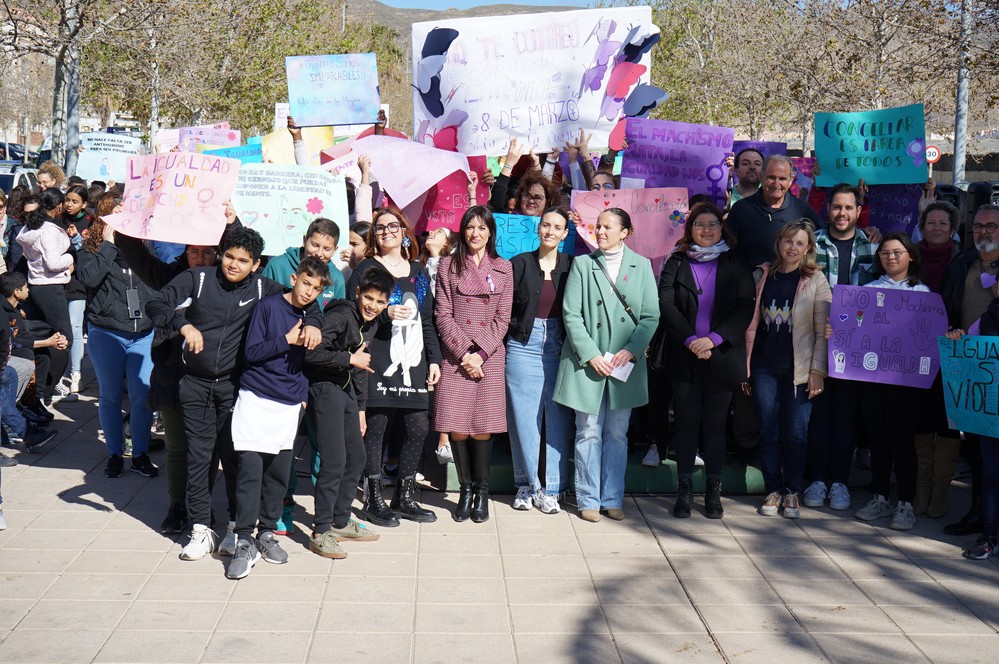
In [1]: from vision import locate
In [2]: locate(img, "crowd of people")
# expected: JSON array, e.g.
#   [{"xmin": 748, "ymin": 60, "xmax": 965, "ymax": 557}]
[{"xmin": 0, "ymin": 125, "xmax": 997, "ymax": 578}]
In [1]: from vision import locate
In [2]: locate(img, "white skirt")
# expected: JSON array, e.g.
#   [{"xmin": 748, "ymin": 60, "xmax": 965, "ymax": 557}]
[{"xmin": 230, "ymin": 389, "xmax": 302, "ymax": 455}]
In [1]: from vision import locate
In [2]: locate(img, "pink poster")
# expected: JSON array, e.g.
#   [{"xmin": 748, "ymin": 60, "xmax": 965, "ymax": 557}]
[
  {"xmin": 570, "ymin": 187, "xmax": 689, "ymax": 276},
  {"xmin": 351, "ymin": 135, "xmax": 469, "ymax": 209},
  {"xmin": 416, "ymin": 155, "xmax": 490, "ymax": 233},
  {"xmin": 102, "ymin": 153, "xmax": 242, "ymax": 246},
  {"xmin": 178, "ymin": 124, "xmax": 240, "ymax": 152}
]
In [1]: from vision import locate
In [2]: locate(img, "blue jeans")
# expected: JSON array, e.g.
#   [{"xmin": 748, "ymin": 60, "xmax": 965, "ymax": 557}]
[
  {"xmin": 573, "ymin": 395, "xmax": 631, "ymax": 511},
  {"xmin": 67, "ymin": 299, "xmax": 86, "ymax": 374},
  {"xmin": 1, "ymin": 364, "xmax": 27, "ymax": 438},
  {"xmin": 506, "ymin": 318, "xmax": 573, "ymax": 495},
  {"xmin": 751, "ymin": 367, "xmax": 812, "ymax": 495},
  {"xmin": 88, "ymin": 325, "xmax": 154, "ymax": 456}
]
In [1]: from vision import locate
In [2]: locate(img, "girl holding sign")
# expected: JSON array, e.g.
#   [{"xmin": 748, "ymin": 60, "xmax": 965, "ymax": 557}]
[
  {"xmin": 854, "ymin": 232, "xmax": 929, "ymax": 531},
  {"xmin": 745, "ymin": 219, "xmax": 831, "ymax": 520}
]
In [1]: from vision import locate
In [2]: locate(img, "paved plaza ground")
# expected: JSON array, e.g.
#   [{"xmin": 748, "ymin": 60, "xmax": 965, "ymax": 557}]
[{"xmin": 2, "ymin": 377, "xmax": 998, "ymax": 663}]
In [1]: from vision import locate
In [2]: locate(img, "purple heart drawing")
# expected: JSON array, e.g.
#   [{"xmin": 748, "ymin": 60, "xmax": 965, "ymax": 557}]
[{"xmin": 838, "ymin": 314, "xmax": 849, "ymax": 322}]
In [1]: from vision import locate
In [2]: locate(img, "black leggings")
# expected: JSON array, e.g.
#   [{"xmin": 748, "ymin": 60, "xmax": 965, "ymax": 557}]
[
  {"xmin": 33, "ymin": 347, "xmax": 68, "ymax": 401},
  {"xmin": 861, "ymin": 383, "xmax": 920, "ymax": 502},
  {"xmin": 28, "ymin": 283, "xmax": 72, "ymax": 346},
  {"xmin": 364, "ymin": 407, "xmax": 429, "ymax": 478},
  {"xmin": 671, "ymin": 376, "xmax": 734, "ymax": 478}
]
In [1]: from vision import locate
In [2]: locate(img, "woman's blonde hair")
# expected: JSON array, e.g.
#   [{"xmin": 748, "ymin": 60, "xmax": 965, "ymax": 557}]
[{"xmin": 770, "ymin": 218, "xmax": 819, "ymax": 277}]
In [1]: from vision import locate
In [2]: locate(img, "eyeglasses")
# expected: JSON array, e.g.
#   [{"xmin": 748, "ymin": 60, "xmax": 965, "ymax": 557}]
[
  {"xmin": 973, "ymin": 223, "xmax": 999, "ymax": 234},
  {"xmin": 374, "ymin": 222, "xmax": 401, "ymax": 234},
  {"xmin": 692, "ymin": 222, "xmax": 721, "ymax": 231},
  {"xmin": 878, "ymin": 250, "xmax": 908, "ymax": 259},
  {"xmin": 523, "ymin": 194, "xmax": 547, "ymax": 203},
  {"xmin": 589, "ymin": 183, "xmax": 615, "ymax": 191},
  {"xmin": 186, "ymin": 248, "xmax": 217, "ymax": 258}
]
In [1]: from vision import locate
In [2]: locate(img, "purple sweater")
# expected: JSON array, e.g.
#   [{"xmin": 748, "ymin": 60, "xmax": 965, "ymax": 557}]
[
  {"xmin": 240, "ymin": 294, "xmax": 308, "ymax": 405},
  {"xmin": 684, "ymin": 260, "xmax": 725, "ymax": 348}
]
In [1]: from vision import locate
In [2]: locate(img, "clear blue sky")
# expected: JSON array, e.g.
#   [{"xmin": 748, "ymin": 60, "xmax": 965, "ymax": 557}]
[{"xmin": 380, "ymin": 0, "xmax": 592, "ymax": 9}]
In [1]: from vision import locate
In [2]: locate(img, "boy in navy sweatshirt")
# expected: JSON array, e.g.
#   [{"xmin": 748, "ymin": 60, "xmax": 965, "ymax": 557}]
[
  {"xmin": 303, "ymin": 266, "xmax": 393, "ymax": 559},
  {"xmin": 146, "ymin": 227, "xmax": 322, "ymax": 562},
  {"xmin": 225, "ymin": 256, "xmax": 331, "ymax": 579}
]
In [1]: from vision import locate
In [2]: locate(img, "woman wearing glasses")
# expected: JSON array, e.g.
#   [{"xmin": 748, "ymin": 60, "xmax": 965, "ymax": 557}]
[
  {"xmin": 745, "ymin": 219, "xmax": 831, "ymax": 519},
  {"xmin": 488, "ymin": 138, "xmax": 561, "ymax": 217},
  {"xmin": 853, "ymin": 231, "xmax": 929, "ymax": 531},
  {"xmin": 346, "ymin": 207, "xmax": 442, "ymax": 527},
  {"xmin": 659, "ymin": 202, "xmax": 754, "ymax": 518}
]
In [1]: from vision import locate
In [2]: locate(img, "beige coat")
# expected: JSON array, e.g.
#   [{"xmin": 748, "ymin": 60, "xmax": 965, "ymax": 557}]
[{"xmin": 745, "ymin": 264, "xmax": 831, "ymax": 386}]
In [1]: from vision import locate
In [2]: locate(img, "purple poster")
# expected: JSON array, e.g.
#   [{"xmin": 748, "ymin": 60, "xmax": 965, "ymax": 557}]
[
  {"xmin": 828, "ymin": 285, "xmax": 948, "ymax": 389},
  {"xmin": 864, "ymin": 184, "xmax": 923, "ymax": 235},
  {"xmin": 620, "ymin": 118, "xmax": 735, "ymax": 208},
  {"xmin": 732, "ymin": 140, "xmax": 787, "ymax": 160}
]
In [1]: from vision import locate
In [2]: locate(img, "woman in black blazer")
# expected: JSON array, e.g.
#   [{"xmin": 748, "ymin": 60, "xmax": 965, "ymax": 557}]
[{"xmin": 659, "ymin": 202, "xmax": 755, "ymax": 519}]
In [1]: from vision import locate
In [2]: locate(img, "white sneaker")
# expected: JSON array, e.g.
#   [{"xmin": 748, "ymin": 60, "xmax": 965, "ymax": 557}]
[
  {"xmin": 435, "ymin": 443, "xmax": 453, "ymax": 464},
  {"xmin": 513, "ymin": 486, "xmax": 532, "ymax": 510},
  {"xmin": 51, "ymin": 382, "xmax": 79, "ymax": 403},
  {"xmin": 641, "ymin": 445, "xmax": 661, "ymax": 467},
  {"xmin": 533, "ymin": 490, "xmax": 561, "ymax": 514},
  {"xmin": 828, "ymin": 483, "xmax": 852, "ymax": 511},
  {"xmin": 802, "ymin": 481, "xmax": 828, "ymax": 508},
  {"xmin": 855, "ymin": 494, "xmax": 893, "ymax": 521},
  {"xmin": 760, "ymin": 491, "xmax": 781, "ymax": 516},
  {"xmin": 180, "ymin": 524, "xmax": 218, "ymax": 561},
  {"xmin": 0, "ymin": 507, "xmax": 7, "ymax": 530},
  {"xmin": 68, "ymin": 371, "xmax": 81, "ymax": 393},
  {"xmin": 693, "ymin": 453, "xmax": 705, "ymax": 467},
  {"xmin": 218, "ymin": 521, "xmax": 237, "ymax": 556},
  {"xmin": 890, "ymin": 501, "xmax": 916, "ymax": 530}
]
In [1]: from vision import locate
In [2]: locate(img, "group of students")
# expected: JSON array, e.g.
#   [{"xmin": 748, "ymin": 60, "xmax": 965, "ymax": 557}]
[{"xmin": 0, "ymin": 133, "xmax": 995, "ymax": 573}]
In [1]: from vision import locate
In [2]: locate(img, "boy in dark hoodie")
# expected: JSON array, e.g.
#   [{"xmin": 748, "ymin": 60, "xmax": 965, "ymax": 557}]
[
  {"xmin": 146, "ymin": 227, "xmax": 322, "ymax": 562},
  {"xmin": 303, "ymin": 266, "xmax": 393, "ymax": 559}
]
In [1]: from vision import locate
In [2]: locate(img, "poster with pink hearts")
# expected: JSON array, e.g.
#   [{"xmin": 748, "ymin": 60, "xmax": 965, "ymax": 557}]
[
  {"xmin": 102, "ymin": 153, "xmax": 242, "ymax": 246},
  {"xmin": 230, "ymin": 164, "xmax": 348, "ymax": 256},
  {"xmin": 570, "ymin": 186, "xmax": 688, "ymax": 276}
]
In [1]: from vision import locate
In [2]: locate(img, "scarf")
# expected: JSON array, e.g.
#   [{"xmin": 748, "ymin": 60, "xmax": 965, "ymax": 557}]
[
  {"xmin": 919, "ymin": 240, "xmax": 954, "ymax": 293},
  {"xmin": 687, "ymin": 240, "xmax": 730, "ymax": 263}
]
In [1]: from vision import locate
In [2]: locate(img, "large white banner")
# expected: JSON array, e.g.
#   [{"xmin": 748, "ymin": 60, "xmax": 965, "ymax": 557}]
[{"xmin": 411, "ymin": 6, "xmax": 656, "ymax": 156}]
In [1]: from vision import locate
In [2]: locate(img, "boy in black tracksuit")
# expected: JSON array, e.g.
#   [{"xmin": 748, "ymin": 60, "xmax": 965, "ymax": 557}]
[
  {"xmin": 303, "ymin": 266, "xmax": 393, "ymax": 559},
  {"xmin": 146, "ymin": 227, "xmax": 322, "ymax": 561}
]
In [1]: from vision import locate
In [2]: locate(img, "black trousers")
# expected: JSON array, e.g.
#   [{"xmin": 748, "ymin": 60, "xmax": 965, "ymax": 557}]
[
  {"xmin": 860, "ymin": 382, "xmax": 920, "ymax": 502},
  {"xmin": 671, "ymin": 375, "xmax": 734, "ymax": 478},
  {"xmin": 179, "ymin": 374, "xmax": 239, "ymax": 526},
  {"xmin": 28, "ymin": 283, "xmax": 72, "ymax": 346},
  {"xmin": 235, "ymin": 448, "xmax": 293, "ymax": 540},
  {"xmin": 310, "ymin": 382, "xmax": 365, "ymax": 533}
]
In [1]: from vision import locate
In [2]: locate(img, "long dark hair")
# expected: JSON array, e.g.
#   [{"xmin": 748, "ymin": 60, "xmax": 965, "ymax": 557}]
[
  {"xmin": 451, "ymin": 205, "xmax": 498, "ymax": 277},
  {"xmin": 873, "ymin": 230, "xmax": 923, "ymax": 287},
  {"xmin": 24, "ymin": 188, "xmax": 65, "ymax": 231}
]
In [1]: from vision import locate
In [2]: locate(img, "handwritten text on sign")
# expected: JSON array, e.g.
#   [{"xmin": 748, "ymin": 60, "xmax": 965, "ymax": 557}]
[
  {"xmin": 814, "ymin": 104, "xmax": 927, "ymax": 187},
  {"xmin": 494, "ymin": 213, "xmax": 578, "ymax": 260},
  {"xmin": 620, "ymin": 118, "xmax": 734, "ymax": 209},
  {"xmin": 570, "ymin": 187, "xmax": 688, "ymax": 276},
  {"xmin": 827, "ymin": 285, "xmax": 947, "ymax": 389},
  {"xmin": 101, "ymin": 153, "xmax": 241, "ymax": 246},
  {"xmin": 938, "ymin": 336, "xmax": 999, "ymax": 438},
  {"xmin": 76, "ymin": 133, "xmax": 142, "ymax": 182},
  {"xmin": 286, "ymin": 53, "xmax": 381, "ymax": 127},
  {"xmin": 411, "ymin": 6, "xmax": 653, "ymax": 156},
  {"xmin": 230, "ymin": 164, "xmax": 348, "ymax": 257}
]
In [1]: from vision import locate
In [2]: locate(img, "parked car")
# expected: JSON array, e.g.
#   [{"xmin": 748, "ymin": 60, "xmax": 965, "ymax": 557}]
[{"xmin": 0, "ymin": 162, "xmax": 38, "ymax": 194}]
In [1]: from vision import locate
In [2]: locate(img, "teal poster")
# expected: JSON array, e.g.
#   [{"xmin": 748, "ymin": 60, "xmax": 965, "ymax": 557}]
[
  {"xmin": 204, "ymin": 144, "xmax": 263, "ymax": 165},
  {"xmin": 814, "ymin": 104, "xmax": 927, "ymax": 187},
  {"xmin": 938, "ymin": 336, "xmax": 999, "ymax": 438}
]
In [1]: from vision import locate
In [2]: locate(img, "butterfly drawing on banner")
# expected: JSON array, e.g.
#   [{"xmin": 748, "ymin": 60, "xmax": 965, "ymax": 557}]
[{"xmin": 414, "ymin": 28, "xmax": 460, "ymax": 119}]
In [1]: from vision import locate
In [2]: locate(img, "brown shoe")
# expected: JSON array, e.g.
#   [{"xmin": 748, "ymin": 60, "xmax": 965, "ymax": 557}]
[
  {"xmin": 580, "ymin": 509, "xmax": 602, "ymax": 522},
  {"xmin": 605, "ymin": 508, "xmax": 625, "ymax": 521}
]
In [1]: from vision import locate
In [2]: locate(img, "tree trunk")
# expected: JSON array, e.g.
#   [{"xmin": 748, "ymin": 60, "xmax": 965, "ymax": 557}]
[
  {"xmin": 64, "ymin": 41, "xmax": 81, "ymax": 175},
  {"xmin": 149, "ymin": 27, "xmax": 160, "ymax": 152},
  {"xmin": 50, "ymin": 50, "xmax": 68, "ymax": 168}
]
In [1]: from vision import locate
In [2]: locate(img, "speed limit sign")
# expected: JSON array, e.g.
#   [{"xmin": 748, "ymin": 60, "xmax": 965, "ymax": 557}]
[{"xmin": 926, "ymin": 145, "xmax": 941, "ymax": 164}]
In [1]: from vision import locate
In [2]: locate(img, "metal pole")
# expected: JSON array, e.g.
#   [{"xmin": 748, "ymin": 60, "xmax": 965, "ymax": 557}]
[{"xmin": 952, "ymin": 0, "xmax": 972, "ymax": 190}]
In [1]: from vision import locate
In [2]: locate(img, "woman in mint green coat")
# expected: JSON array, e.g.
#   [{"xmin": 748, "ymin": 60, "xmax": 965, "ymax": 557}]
[{"xmin": 554, "ymin": 208, "xmax": 660, "ymax": 523}]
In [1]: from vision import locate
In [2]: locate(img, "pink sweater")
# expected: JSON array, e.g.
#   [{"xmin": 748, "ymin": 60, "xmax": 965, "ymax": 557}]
[{"xmin": 16, "ymin": 221, "xmax": 73, "ymax": 284}]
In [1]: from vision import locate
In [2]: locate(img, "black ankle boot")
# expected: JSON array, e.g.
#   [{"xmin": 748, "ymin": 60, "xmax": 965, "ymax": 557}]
[
  {"xmin": 450, "ymin": 439, "xmax": 473, "ymax": 522},
  {"xmin": 674, "ymin": 477, "xmax": 693, "ymax": 518},
  {"xmin": 391, "ymin": 477, "xmax": 437, "ymax": 523},
  {"xmin": 361, "ymin": 475, "xmax": 400, "ymax": 527},
  {"xmin": 471, "ymin": 488, "xmax": 490, "ymax": 523},
  {"xmin": 705, "ymin": 477, "xmax": 724, "ymax": 519},
  {"xmin": 944, "ymin": 501, "xmax": 983, "ymax": 536},
  {"xmin": 470, "ymin": 437, "xmax": 493, "ymax": 523}
]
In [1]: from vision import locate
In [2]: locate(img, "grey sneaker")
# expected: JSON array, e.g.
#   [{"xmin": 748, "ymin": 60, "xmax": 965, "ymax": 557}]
[
  {"xmin": 256, "ymin": 531, "xmax": 289, "ymax": 564},
  {"xmin": 889, "ymin": 501, "xmax": 916, "ymax": 531},
  {"xmin": 329, "ymin": 517, "xmax": 380, "ymax": 542},
  {"xmin": 760, "ymin": 491, "xmax": 781, "ymax": 516},
  {"xmin": 218, "ymin": 521, "xmax": 237, "ymax": 556},
  {"xmin": 802, "ymin": 481, "xmax": 827, "ymax": 508},
  {"xmin": 533, "ymin": 490, "xmax": 561, "ymax": 514},
  {"xmin": 225, "ymin": 539, "xmax": 260, "ymax": 579},
  {"xmin": 782, "ymin": 493, "xmax": 801, "ymax": 519},
  {"xmin": 309, "ymin": 530, "xmax": 347, "ymax": 559},
  {"xmin": 828, "ymin": 483, "xmax": 852, "ymax": 511},
  {"xmin": 856, "ymin": 494, "xmax": 893, "ymax": 521},
  {"xmin": 512, "ymin": 486, "xmax": 532, "ymax": 511}
]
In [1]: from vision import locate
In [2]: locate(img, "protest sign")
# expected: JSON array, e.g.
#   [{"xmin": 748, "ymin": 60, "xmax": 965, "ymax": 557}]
[
  {"xmin": 246, "ymin": 135, "xmax": 263, "ymax": 145},
  {"xmin": 938, "ymin": 336, "xmax": 999, "ymax": 438},
  {"xmin": 351, "ymin": 135, "xmax": 469, "ymax": 210},
  {"xmin": 570, "ymin": 187, "xmax": 689, "ymax": 275},
  {"xmin": 274, "ymin": 103, "xmax": 291, "ymax": 132},
  {"xmin": 865, "ymin": 184, "xmax": 923, "ymax": 235},
  {"xmin": 337, "ymin": 104, "xmax": 391, "ymax": 138},
  {"xmin": 620, "ymin": 118, "xmax": 734, "ymax": 208},
  {"xmin": 230, "ymin": 164, "xmax": 348, "ymax": 257},
  {"xmin": 827, "ymin": 285, "xmax": 947, "ymax": 389},
  {"xmin": 155, "ymin": 128, "xmax": 180, "ymax": 153},
  {"xmin": 75, "ymin": 133, "xmax": 142, "ymax": 182},
  {"xmin": 102, "ymin": 153, "xmax": 241, "ymax": 246},
  {"xmin": 203, "ymin": 144, "xmax": 263, "ymax": 165},
  {"xmin": 286, "ymin": 54, "xmax": 381, "ymax": 127},
  {"xmin": 178, "ymin": 124, "xmax": 240, "ymax": 152},
  {"xmin": 319, "ymin": 143, "xmax": 362, "ymax": 182},
  {"xmin": 411, "ymin": 6, "xmax": 655, "ymax": 156},
  {"xmin": 261, "ymin": 126, "xmax": 335, "ymax": 166},
  {"xmin": 416, "ymin": 155, "xmax": 491, "ymax": 233},
  {"xmin": 494, "ymin": 213, "xmax": 578, "ymax": 260},
  {"xmin": 814, "ymin": 104, "xmax": 927, "ymax": 187},
  {"xmin": 731, "ymin": 140, "xmax": 787, "ymax": 160},
  {"xmin": 789, "ymin": 156, "xmax": 816, "ymax": 197}
]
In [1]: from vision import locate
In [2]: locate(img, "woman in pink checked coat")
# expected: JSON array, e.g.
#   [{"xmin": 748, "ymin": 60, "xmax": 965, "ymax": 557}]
[{"xmin": 435, "ymin": 206, "xmax": 513, "ymax": 526}]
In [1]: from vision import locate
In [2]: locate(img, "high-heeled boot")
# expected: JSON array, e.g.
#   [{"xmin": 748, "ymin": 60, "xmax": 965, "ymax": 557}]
[
  {"xmin": 391, "ymin": 476, "xmax": 438, "ymax": 523},
  {"xmin": 360, "ymin": 475, "xmax": 400, "ymax": 527},
  {"xmin": 450, "ymin": 438, "xmax": 473, "ymax": 522},
  {"xmin": 470, "ymin": 437, "xmax": 493, "ymax": 523}
]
